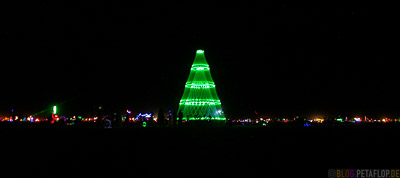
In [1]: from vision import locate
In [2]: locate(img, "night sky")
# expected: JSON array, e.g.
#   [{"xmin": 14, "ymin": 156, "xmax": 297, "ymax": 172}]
[{"xmin": 2, "ymin": 2, "xmax": 397, "ymax": 118}]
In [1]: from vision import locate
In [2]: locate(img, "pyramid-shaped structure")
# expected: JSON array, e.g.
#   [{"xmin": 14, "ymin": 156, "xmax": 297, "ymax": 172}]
[{"xmin": 178, "ymin": 49, "xmax": 225, "ymax": 120}]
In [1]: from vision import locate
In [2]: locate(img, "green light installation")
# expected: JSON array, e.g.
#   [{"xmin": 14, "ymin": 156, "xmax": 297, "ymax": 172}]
[
  {"xmin": 178, "ymin": 49, "xmax": 225, "ymax": 121},
  {"xmin": 53, "ymin": 106, "xmax": 57, "ymax": 114}
]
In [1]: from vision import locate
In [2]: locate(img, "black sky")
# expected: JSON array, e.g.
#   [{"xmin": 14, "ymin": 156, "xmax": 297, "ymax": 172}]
[{"xmin": 1, "ymin": 1, "xmax": 398, "ymax": 118}]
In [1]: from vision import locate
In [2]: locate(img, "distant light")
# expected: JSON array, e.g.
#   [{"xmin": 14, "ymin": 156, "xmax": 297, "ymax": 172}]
[
  {"xmin": 99, "ymin": 106, "xmax": 102, "ymax": 110},
  {"xmin": 196, "ymin": 50, "xmax": 204, "ymax": 54},
  {"xmin": 53, "ymin": 106, "xmax": 57, "ymax": 114},
  {"xmin": 354, "ymin": 118, "xmax": 361, "ymax": 122}
]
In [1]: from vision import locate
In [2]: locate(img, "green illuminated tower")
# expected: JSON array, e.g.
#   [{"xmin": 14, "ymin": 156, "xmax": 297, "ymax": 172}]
[{"xmin": 178, "ymin": 49, "xmax": 225, "ymax": 120}]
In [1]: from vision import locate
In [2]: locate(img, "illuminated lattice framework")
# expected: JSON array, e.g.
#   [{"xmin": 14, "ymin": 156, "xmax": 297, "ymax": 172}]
[{"xmin": 178, "ymin": 49, "xmax": 225, "ymax": 120}]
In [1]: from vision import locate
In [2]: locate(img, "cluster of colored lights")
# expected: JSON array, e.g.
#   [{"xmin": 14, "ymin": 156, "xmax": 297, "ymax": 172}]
[
  {"xmin": 228, "ymin": 116, "xmax": 400, "ymax": 126},
  {"xmin": 136, "ymin": 113, "xmax": 152, "ymax": 119},
  {"xmin": 330, "ymin": 116, "xmax": 398, "ymax": 123},
  {"xmin": 81, "ymin": 117, "xmax": 98, "ymax": 122},
  {"xmin": 0, "ymin": 115, "xmax": 48, "ymax": 122},
  {"xmin": 0, "ymin": 115, "xmax": 100, "ymax": 123},
  {"xmin": 125, "ymin": 113, "xmax": 156, "ymax": 122},
  {"xmin": 231, "ymin": 118, "xmax": 271, "ymax": 124},
  {"xmin": 1, "ymin": 113, "xmax": 400, "ymax": 127},
  {"xmin": 230, "ymin": 117, "xmax": 400, "ymax": 124},
  {"xmin": 0, "ymin": 106, "xmax": 159, "ymax": 126}
]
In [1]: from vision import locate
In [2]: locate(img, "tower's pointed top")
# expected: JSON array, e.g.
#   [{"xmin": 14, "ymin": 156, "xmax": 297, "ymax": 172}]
[
  {"xmin": 196, "ymin": 49, "xmax": 204, "ymax": 54},
  {"xmin": 193, "ymin": 49, "xmax": 208, "ymax": 65}
]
